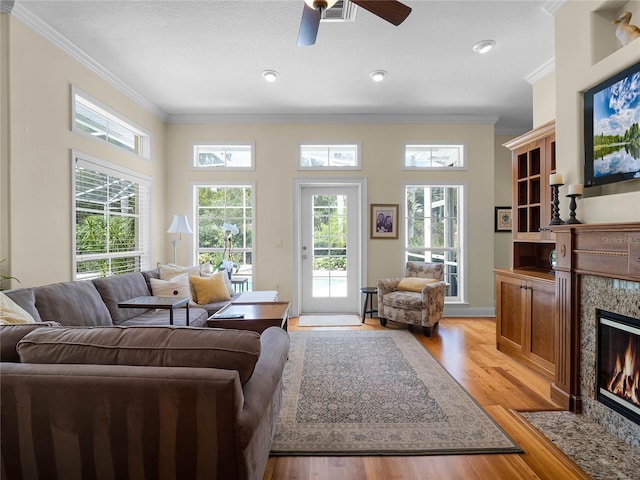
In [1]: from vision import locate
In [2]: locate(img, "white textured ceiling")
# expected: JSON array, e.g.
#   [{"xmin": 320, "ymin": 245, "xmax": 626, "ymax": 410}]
[{"xmin": 15, "ymin": 0, "xmax": 557, "ymax": 134}]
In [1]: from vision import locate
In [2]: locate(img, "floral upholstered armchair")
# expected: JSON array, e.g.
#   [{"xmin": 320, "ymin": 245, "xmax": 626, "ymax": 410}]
[{"xmin": 376, "ymin": 262, "xmax": 446, "ymax": 337}]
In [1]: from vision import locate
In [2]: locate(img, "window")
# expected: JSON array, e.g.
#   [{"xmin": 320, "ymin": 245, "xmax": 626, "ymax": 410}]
[
  {"xmin": 73, "ymin": 155, "xmax": 151, "ymax": 280},
  {"xmin": 404, "ymin": 144, "xmax": 464, "ymax": 169},
  {"xmin": 404, "ymin": 184, "xmax": 464, "ymax": 302},
  {"xmin": 299, "ymin": 144, "xmax": 359, "ymax": 169},
  {"xmin": 195, "ymin": 185, "xmax": 254, "ymax": 281},
  {"xmin": 193, "ymin": 144, "xmax": 254, "ymax": 169},
  {"xmin": 72, "ymin": 87, "xmax": 151, "ymax": 159}
]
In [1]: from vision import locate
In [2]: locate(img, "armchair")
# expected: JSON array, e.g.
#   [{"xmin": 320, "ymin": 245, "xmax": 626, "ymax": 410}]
[{"xmin": 376, "ymin": 262, "xmax": 446, "ymax": 337}]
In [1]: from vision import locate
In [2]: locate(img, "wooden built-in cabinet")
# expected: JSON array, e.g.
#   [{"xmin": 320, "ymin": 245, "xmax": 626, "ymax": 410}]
[
  {"xmin": 495, "ymin": 120, "xmax": 557, "ymax": 379},
  {"xmin": 495, "ymin": 270, "xmax": 555, "ymax": 379}
]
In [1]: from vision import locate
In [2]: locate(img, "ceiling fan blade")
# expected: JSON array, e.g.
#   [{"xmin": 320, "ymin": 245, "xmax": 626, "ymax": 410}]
[
  {"xmin": 350, "ymin": 0, "xmax": 411, "ymax": 26},
  {"xmin": 297, "ymin": 3, "xmax": 321, "ymax": 47}
]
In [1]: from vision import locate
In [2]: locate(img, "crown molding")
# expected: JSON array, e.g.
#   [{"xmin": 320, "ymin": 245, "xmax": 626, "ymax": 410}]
[
  {"xmin": 542, "ymin": 0, "xmax": 566, "ymax": 16},
  {"xmin": 167, "ymin": 113, "xmax": 500, "ymax": 125},
  {"xmin": 1, "ymin": 1, "xmax": 15, "ymax": 15},
  {"xmin": 525, "ymin": 57, "xmax": 556, "ymax": 84},
  {"xmin": 10, "ymin": 2, "xmax": 167, "ymax": 122}
]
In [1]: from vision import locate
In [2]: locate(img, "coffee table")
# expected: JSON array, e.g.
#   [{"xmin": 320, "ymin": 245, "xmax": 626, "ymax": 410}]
[{"xmin": 207, "ymin": 301, "xmax": 290, "ymax": 333}]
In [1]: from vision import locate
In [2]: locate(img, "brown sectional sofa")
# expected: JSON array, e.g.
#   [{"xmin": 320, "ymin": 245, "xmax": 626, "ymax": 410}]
[
  {"xmin": 3, "ymin": 269, "xmax": 239, "ymax": 328},
  {"xmin": 0, "ymin": 270, "xmax": 290, "ymax": 480}
]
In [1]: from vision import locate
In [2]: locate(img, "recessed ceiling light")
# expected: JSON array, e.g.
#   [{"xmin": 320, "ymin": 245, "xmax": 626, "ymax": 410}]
[
  {"xmin": 472, "ymin": 39, "xmax": 495, "ymax": 54},
  {"xmin": 369, "ymin": 70, "xmax": 387, "ymax": 82},
  {"xmin": 262, "ymin": 70, "xmax": 279, "ymax": 82}
]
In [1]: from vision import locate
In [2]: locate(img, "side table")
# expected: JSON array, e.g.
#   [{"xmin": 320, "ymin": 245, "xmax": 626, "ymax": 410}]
[
  {"xmin": 360, "ymin": 287, "xmax": 378, "ymax": 322},
  {"xmin": 118, "ymin": 296, "xmax": 190, "ymax": 326},
  {"xmin": 231, "ymin": 277, "xmax": 249, "ymax": 292}
]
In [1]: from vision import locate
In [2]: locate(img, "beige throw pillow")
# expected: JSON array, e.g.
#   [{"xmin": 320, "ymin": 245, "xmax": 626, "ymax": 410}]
[
  {"xmin": 150, "ymin": 273, "xmax": 193, "ymax": 303},
  {"xmin": 0, "ymin": 292, "xmax": 36, "ymax": 325},
  {"xmin": 396, "ymin": 277, "xmax": 438, "ymax": 293},
  {"xmin": 157, "ymin": 263, "xmax": 203, "ymax": 281}
]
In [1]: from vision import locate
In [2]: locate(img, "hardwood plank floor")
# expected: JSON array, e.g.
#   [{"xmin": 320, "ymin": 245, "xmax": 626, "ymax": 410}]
[{"xmin": 264, "ymin": 317, "xmax": 591, "ymax": 480}]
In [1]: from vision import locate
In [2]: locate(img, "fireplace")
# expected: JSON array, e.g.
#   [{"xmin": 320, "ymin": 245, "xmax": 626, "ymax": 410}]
[{"xmin": 597, "ymin": 310, "xmax": 640, "ymax": 425}]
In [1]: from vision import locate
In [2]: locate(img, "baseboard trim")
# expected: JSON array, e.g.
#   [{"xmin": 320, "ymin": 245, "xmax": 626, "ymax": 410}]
[{"xmin": 443, "ymin": 306, "xmax": 495, "ymax": 317}]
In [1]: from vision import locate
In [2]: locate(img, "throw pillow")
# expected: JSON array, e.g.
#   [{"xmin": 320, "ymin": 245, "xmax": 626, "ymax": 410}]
[
  {"xmin": 149, "ymin": 273, "xmax": 192, "ymax": 303},
  {"xmin": 157, "ymin": 263, "xmax": 203, "ymax": 281},
  {"xmin": 190, "ymin": 272, "xmax": 231, "ymax": 305},
  {"xmin": 0, "ymin": 292, "xmax": 36, "ymax": 325},
  {"xmin": 17, "ymin": 326, "xmax": 261, "ymax": 384},
  {"xmin": 396, "ymin": 277, "xmax": 438, "ymax": 293}
]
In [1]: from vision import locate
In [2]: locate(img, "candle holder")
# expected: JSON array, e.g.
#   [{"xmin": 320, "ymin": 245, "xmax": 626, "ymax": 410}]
[
  {"xmin": 565, "ymin": 193, "xmax": 582, "ymax": 224},
  {"xmin": 549, "ymin": 183, "xmax": 564, "ymax": 225}
]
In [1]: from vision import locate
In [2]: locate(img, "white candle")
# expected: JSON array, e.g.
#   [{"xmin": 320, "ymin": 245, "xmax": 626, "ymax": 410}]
[
  {"xmin": 568, "ymin": 184, "xmax": 584, "ymax": 196},
  {"xmin": 549, "ymin": 173, "xmax": 563, "ymax": 185}
]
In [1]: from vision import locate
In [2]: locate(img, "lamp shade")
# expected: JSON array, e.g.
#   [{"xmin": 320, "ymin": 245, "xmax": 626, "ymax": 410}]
[{"xmin": 166, "ymin": 215, "xmax": 193, "ymax": 234}]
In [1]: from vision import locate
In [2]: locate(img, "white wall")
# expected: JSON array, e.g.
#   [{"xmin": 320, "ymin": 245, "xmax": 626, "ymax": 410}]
[
  {"xmin": 166, "ymin": 122, "xmax": 497, "ymax": 314},
  {"xmin": 532, "ymin": 71, "xmax": 556, "ymax": 128},
  {"xmin": 494, "ymin": 135, "xmax": 513, "ymax": 271},
  {"xmin": 555, "ymin": 0, "xmax": 640, "ymax": 223},
  {"xmin": 3, "ymin": 16, "xmax": 167, "ymax": 287}
]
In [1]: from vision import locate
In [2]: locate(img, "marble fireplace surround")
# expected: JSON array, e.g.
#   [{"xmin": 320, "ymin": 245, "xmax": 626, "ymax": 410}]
[
  {"xmin": 552, "ymin": 222, "xmax": 640, "ymax": 449},
  {"xmin": 580, "ymin": 275, "xmax": 640, "ymax": 448}
]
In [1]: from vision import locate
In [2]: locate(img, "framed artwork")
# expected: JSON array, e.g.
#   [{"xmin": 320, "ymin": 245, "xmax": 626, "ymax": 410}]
[
  {"xmin": 495, "ymin": 206, "xmax": 512, "ymax": 232},
  {"xmin": 371, "ymin": 204, "xmax": 399, "ymax": 239}
]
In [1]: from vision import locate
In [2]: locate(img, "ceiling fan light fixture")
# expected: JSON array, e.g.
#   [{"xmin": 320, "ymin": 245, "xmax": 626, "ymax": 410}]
[
  {"xmin": 304, "ymin": 0, "xmax": 339, "ymax": 10},
  {"xmin": 262, "ymin": 70, "xmax": 279, "ymax": 82},
  {"xmin": 472, "ymin": 39, "xmax": 496, "ymax": 54},
  {"xmin": 369, "ymin": 70, "xmax": 387, "ymax": 82}
]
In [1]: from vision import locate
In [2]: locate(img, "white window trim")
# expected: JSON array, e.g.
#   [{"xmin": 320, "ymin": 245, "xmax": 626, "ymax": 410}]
[
  {"xmin": 402, "ymin": 143, "xmax": 467, "ymax": 171},
  {"xmin": 402, "ymin": 181, "xmax": 467, "ymax": 304},
  {"xmin": 297, "ymin": 142, "xmax": 361, "ymax": 170},
  {"xmin": 71, "ymin": 86, "xmax": 152, "ymax": 160},
  {"xmin": 71, "ymin": 150, "xmax": 152, "ymax": 279},
  {"xmin": 191, "ymin": 142, "xmax": 256, "ymax": 171}
]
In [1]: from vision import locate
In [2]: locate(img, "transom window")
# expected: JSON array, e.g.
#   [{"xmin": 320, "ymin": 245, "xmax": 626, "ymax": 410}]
[
  {"xmin": 404, "ymin": 184, "xmax": 464, "ymax": 302},
  {"xmin": 299, "ymin": 144, "xmax": 359, "ymax": 169},
  {"xmin": 73, "ymin": 155, "xmax": 151, "ymax": 280},
  {"xmin": 404, "ymin": 144, "xmax": 464, "ymax": 169},
  {"xmin": 195, "ymin": 185, "xmax": 254, "ymax": 282},
  {"xmin": 72, "ymin": 87, "xmax": 151, "ymax": 159},
  {"xmin": 193, "ymin": 144, "xmax": 254, "ymax": 169}
]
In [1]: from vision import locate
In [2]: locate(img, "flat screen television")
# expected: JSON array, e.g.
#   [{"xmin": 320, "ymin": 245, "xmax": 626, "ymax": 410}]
[{"xmin": 584, "ymin": 61, "xmax": 640, "ymax": 187}]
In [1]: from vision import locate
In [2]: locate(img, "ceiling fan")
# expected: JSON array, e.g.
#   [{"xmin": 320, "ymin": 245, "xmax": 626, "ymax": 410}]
[{"xmin": 297, "ymin": 0, "xmax": 412, "ymax": 47}]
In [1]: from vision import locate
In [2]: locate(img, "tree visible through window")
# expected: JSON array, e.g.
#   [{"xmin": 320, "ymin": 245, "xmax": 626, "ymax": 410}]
[
  {"xmin": 74, "ymin": 157, "xmax": 150, "ymax": 279},
  {"xmin": 404, "ymin": 184, "xmax": 463, "ymax": 301},
  {"xmin": 195, "ymin": 185, "xmax": 253, "ymax": 279}
]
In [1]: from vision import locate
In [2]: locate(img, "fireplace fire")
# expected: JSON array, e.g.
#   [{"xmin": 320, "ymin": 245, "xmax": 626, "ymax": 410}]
[{"xmin": 597, "ymin": 310, "xmax": 640, "ymax": 425}]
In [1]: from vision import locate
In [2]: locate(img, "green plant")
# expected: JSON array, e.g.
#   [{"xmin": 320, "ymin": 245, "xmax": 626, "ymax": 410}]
[{"xmin": 0, "ymin": 258, "xmax": 20, "ymax": 290}]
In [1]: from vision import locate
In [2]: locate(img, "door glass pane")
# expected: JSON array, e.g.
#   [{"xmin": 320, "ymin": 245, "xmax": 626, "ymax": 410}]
[{"xmin": 312, "ymin": 194, "xmax": 348, "ymax": 298}]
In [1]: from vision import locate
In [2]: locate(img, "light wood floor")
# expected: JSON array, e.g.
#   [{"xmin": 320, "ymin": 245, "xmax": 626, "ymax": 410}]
[{"xmin": 263, "ymin": 317, "xmax": 592, "ymax": 480}]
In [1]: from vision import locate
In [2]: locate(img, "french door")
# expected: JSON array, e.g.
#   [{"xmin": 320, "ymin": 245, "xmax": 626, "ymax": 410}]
[{"xmin": 297, "ymin": 184, "xmax": 362, "ymax": 314}]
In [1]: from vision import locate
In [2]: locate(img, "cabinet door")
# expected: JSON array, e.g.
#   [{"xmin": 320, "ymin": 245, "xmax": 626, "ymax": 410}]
[
  {"xmin": 526, "ymin": 279, "xmax": 555, "ymax": 376},
  {"xmin": 496, "ymin": 274, "xmax": 526, "ymax": 350}
]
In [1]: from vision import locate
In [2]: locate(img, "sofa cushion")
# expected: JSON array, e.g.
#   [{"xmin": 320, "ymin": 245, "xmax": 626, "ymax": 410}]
[
  {"xmin": 0, "ymin": 322, "xmax": 61, "ymax": 362},
  {"xmin": 17, "ymin": 326, "xmax": 262, "ymax": 384},
  {"xmin": 34, "ymin": 281, "xmax": 113, "ymax": 327},
  {"xmin": 190, "ymin": 272, "xmax": 231, "ymax": 304},
  {"xmin": 158, "ymin": 263, "xmax": 203, "ymax": 280},
  {"xmin": 0, "ymin": 292, "xmax": 36, "ymax": 325},
  {"xmin": 382, "ymin": 291, "xmax": 424, "ymax": 310},
  {"xmin": 92, "ymin": 272, "xmax": 152, "ymax": 325},
  {"xmin": 2, "ymin": 288, "xmax": 42, "ymax": 322},
  {"xmin": 396, "ymin": 277, "xmax": 438, "ymax": 293}
]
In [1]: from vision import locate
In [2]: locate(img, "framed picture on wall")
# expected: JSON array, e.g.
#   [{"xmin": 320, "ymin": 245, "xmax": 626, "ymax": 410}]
[
  {"xmin": 371, "ymin": 204, "xmax": 399, "ymax": 239},
  {"xmin": 495, "ymin": 206, "xmax": 512, "ymax": 232}
]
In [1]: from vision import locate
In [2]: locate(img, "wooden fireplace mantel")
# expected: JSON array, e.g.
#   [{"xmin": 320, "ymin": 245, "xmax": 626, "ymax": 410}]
[{"xmin": 549, "ymin": 222, "xmax": 640, "ymax": 411}]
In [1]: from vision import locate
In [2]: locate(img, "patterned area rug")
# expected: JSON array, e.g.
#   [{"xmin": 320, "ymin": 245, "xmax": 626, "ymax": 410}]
[
  {"xmin": 297, "ymin": 315, "xmax": 362, "ymax": 327},
  {"xmin": 520, "ymin": 411, "xmax": 640, "ymax": 480},
  {"xmin": 271, "ymin": 330, "xmax": 521, "ymax": 455}
]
